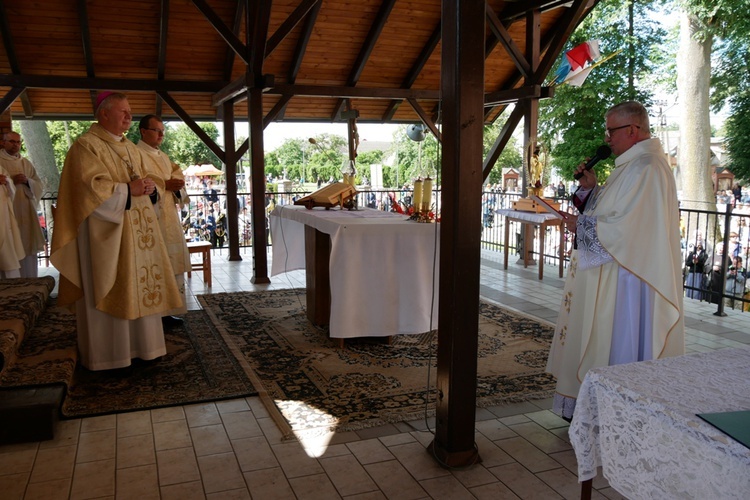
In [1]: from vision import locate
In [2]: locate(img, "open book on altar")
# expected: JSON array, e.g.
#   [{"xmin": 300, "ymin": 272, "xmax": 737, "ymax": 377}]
[
  {"xmin": 530, "ymin": 195, "xmax": 570, "ymax": 220},
  {"xmin": 294, "ymin": 182, "xmax": 357, "ymax": 209}
]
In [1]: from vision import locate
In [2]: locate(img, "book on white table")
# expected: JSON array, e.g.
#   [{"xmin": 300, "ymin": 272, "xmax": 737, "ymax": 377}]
[{"xmin": 530, "ymin": 195, "xmax": 569, "ymax": 220}]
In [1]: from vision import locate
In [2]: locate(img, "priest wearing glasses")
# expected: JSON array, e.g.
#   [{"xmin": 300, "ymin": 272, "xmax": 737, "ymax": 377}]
[{"xmin": 546, "ymin": 101, "xmax": 685, "ymax": 420}]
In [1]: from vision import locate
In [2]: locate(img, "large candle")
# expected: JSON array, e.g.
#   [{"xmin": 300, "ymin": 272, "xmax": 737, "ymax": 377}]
[
  {"xmin": 343, "ymin": 174, "xmax": 350, "ymax": 186},
  {"xmin": 422, "ymin": 177, "xmax": 433, "ymax": 212},
  {"xmin": 412, "ymin": 179, "xmax": 423, "ymax": 211}
]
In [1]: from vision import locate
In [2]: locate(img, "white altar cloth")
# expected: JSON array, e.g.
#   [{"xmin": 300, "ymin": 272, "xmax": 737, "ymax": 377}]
[
  {"xmin": 570, "ymin": 347, "xmax": 750, "ymax": 499},
  {"xmin": 270, "ymin": 205, "xmax": 440, "ymax": 338}
]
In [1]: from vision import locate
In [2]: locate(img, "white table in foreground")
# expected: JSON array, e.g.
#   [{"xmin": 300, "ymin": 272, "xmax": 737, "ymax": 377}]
[
  {"xmin": 570, "ymin": 348, "xmax": 750, "ymax": 499},
  {"xmin": 496, "ymin": 209, "xmax": 564, "ymax": 280},
  {"xmin": 270, "ymin": 205, "xmax": 440, "ymax": 339}
]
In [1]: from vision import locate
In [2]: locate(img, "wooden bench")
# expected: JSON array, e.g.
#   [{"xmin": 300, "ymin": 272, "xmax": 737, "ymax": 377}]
[{"xmin": 186, "ymin": 241, "xmax": 212, "ymax": 287}]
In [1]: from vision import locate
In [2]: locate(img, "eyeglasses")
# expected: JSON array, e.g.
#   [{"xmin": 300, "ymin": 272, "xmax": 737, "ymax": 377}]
[
  {"xmin": 605, "ymin": 124, "xmax": 640, "ymax": 139},
  {"xmin": 145, "ymin": 128, "xmax": 165, "ymax": 135}
]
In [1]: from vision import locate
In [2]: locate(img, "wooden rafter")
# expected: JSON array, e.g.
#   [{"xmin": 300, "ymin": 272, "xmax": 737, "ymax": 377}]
[
  {"xmin": 223, "ymin": 1, "xmax": 246, "ymax": 81},
  {"xmin": 266, "ymin": 0, "xmax": 319, "ymax": 58},
  {"xmin": 190, "ymin": 0, "xmax": 248, "ymax": 65},
  {"xmin": 382, "ymin": 23, "xmax": 441, "ymax": 122},
  {"xmin": 157, "ymin": 91, "xmax": 225, "ymax": 163},
  {"xmin": 331, "ymin": 0, "xmax": 397, "ymax": 121},
  {"xmin": 156, "ymin": 0, "xmax": 170, "ymax": 116}
]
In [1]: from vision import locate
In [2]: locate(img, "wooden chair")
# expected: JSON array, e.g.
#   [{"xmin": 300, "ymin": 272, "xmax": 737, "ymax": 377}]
[{"xmin": 186, "ymin": 241, "xmax": 212, "ymax": 287}]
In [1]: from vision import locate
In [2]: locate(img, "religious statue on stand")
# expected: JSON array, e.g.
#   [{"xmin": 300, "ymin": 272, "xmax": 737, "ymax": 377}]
[{"xmin": 528, "ymin": 143, "xmax": 544, "ymax": 197}]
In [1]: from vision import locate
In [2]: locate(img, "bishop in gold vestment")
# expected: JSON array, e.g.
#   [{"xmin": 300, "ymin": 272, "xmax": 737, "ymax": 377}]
[{"xmin": 51, "ymin": 92, "xmax": 182, "ymax": 370}]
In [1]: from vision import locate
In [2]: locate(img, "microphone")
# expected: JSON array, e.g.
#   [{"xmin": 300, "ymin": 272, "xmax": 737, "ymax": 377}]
[{"xmin": 574, "ymin": 145, "xmax": 612, "ymax": 180}]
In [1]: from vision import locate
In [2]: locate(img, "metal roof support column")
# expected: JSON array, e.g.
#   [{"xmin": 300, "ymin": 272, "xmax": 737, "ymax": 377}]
[{"xmin": 428, "ymin": 0, "xmax": 484, "ymax": 468}]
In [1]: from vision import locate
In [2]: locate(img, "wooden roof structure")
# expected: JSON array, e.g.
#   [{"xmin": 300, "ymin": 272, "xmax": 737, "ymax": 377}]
[
  {"xmin": 1, "ymin": 0, "xmax": 599, "ymax": 467},
  {"xmin": 1, "ymin": 0, "xmax": 593, "ymax": 125}
]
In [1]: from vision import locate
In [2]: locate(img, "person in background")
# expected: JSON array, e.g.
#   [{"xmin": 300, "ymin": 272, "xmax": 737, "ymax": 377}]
[
  {"xmin": 0, "ymin": 131, "xmax": 46, "ymax": 277},
  {"xmin": 725, "ymin": 255, "xmax": 747, "ymax": 309},
  {"xmin": 556, "ymin": 181, "xmax": 566, "ymax": 198},
  {"xmin": 0, "ymin": 165, "xmax": 25, "ymax": 278},
  {"xmin": 51, "ymin": 92, "xmax": 182, "ymax": 371},
  {"xmin": 547, "ymin": 101, "xmax": 685, "ymax": 420},
  {"xmin": 137, "ymin": 114, "xmax": 190, "ymax": 328},
  {"xmin": 684, "ymin": 243, "xmax": 708, "ymax": 300}
]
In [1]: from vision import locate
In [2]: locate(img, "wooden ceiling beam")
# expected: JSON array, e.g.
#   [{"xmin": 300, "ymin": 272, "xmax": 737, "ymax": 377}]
[
  {"xmin": 289, "ymin": 2, "xmax": 320, "ymax": 84},
  {"xmin": 223, "ymin": 1, "xmax": 246, "ymax": 81},
  {"xmin": 156, "ymin": 0, "xmax": 170, "ymax": 116},
  {"xmin": 482, "ymin": 101, "xmax": 525, "ymax": 181},
  {"xmin": 264, "ymin": 95, "xmax": 292, "ymax": 128},
  {"xmin": 0, "ymin": 74, "xmax": 225, "ymax": 93},
  {"xmin": 0, "ymin": 1, "xmax": 33, "ymax": 117},
  {"xmin": 190, "ymin": 0, "xmax": 249, "ymax": 66},
  {"xmin": 0, "ymin": 87, "xmax": 26, "ymax": 115},
  {"xmin": 268, "ymin": 83, "xmax": 440, "ymax": 101},
  {"xmin": 486, "ymin": 5, "xmax": 531, "ymax": 79},
  {"xmin": 484, "ymin": 84, "xmax": 552, "ymax": 107},
  {"xmin": 157, "ymin": 91, "xmax": 225, "ymax": 163},
  {"xmin": 266, "ymin": 0, "xmax": 319, "ymax": 58},
  {"xmin": 332, "ymin": 0, "xmax": 397, "ymax": 120},
  {"xmin": 382, "ymin": 23, "xmax": 441, "ymax": 122},
  {"xmin": 501, "ymin": 0, "xmax": 576, "ymax": 22},
  {"xmin": 406, "ymin": 98, "xmax": 441, "ymax": 143}
]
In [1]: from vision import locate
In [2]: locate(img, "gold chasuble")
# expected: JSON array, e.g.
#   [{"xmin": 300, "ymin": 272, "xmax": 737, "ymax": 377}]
[
  {"xmin": 547, "ymin": 138, "xmax": 684, "ymax": 402},
  {"xmin": 0, "ymin": 151, "xmax": 46, "ymax": 257},
  {"xmin": 137, "ymin": 141, "xmax": 190, "ymax": 276},
  {"xmin": 51, "ymin": 123, "xmax": 182, "ymax": 320},
  {"xmin": 0, "ymin": 166, "xmax": 25, "ymax": 274}
]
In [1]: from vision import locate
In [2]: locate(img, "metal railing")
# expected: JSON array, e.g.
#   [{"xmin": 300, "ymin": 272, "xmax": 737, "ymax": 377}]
[{"xmin": 38, "ymin": 189, "xmax": 750, "ymax": 314}]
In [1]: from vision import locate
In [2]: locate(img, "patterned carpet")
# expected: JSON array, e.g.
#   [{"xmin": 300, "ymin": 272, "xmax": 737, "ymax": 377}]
[
  {"xmin": 61, "ymin": 310, "xmax": 257, "ymax": 418},
  {"xmin": 199, "ymin": 289, "xmax": 557, "ymax": 439}
]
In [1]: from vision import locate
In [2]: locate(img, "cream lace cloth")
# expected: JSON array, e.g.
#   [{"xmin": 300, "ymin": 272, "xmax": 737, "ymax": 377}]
[{"xmin": 570, "ymin": 348, "xmax": 750, "ymax": 498}]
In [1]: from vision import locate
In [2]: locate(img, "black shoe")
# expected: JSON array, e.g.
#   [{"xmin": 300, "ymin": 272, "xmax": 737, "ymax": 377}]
[{"xmin": 161, "ymin": 315, "xmax": 184, "ymax": 328}]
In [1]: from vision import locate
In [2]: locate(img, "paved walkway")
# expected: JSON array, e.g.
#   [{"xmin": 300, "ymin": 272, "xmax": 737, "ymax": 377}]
[{"xmin": 0, "ymin": 251, "xmax": 745, "ymax": 500}]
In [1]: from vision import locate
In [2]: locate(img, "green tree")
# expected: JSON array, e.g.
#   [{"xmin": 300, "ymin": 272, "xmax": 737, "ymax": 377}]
[
  {"xmin": 675, "ymin": 0, "xmax": 750, "ymax": 207},
  {"xmin": 538, "ymin": 0, "xmax": 665, "ymax": 182},
  {"xmin": 162, "ymin": 122, "xmax": 222, "ymax": 168},
  {"xmin": 482, "ymin": 121, "xmax": 523, "ymax": 186},
  {"xmin": 46, "ymin": 121, "xmax": 93, "ymax": 170},
  {"xmin": 709, "ymin": 8, "xmax": 750, "ymax": 182}
]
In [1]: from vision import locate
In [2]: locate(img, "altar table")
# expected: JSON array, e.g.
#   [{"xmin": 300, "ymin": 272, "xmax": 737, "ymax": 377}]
[
  {"xmin": 496, "ymin": 209, "xmax": 564, "ymax": 280},
  {"xmin": 570, "ymin": 348, "xmax": 750, "ymax": 499},
  {"xmin": 270, "ymin": 205, "xmax": 440, "ymax": 339}
]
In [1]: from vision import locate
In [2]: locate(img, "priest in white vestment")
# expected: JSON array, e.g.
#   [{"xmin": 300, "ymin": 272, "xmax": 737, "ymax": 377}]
[
  {"xmin": 546, "ymin": 101, "xmax": 685, "ymax": 420},
  {"xmin": 137, "ymin": 114, "xmax": 190, "ymax": 325},
  {"xmin": 0, "ymin": 131, "xmax": 46, "ymax": 277},
  {"xmin": 51, "ymin": 92, "xmax": 182, "ymax": 371},
  {"xmin": 0, "ymin": 165, "xmax": 25, "ymax": 279}
]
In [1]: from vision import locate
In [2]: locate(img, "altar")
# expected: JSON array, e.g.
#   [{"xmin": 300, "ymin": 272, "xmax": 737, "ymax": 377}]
[
  {"xmin": 571, "ymin": 348, "xmax": 750, "ymax": 498},
  {"xmin": 269, "ymin": 205, "xmax": 440, "ymax": 339}
]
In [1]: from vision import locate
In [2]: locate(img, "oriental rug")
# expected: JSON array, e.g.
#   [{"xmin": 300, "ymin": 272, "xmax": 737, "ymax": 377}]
[
  {"xmin": 61, "ymin": 310, "xmax": 257, "ymax": 418},
  {"xmin": 198, "ymin": 289, "xmax": 556, "ymax": 440}
]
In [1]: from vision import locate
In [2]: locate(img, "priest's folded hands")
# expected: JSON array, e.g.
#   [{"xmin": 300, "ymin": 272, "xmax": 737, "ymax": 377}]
[{"xmin": 130, "ymin": 177, "xmax": 156, "ymax": 196}]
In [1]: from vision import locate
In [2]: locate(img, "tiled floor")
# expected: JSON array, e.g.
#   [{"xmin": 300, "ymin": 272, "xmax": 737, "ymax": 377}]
[{"xmin": 1, "ymin": 248, "xmax": 747, "ymax": 499}]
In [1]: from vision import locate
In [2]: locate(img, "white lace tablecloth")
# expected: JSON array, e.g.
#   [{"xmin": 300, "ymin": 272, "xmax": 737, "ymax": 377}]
[
  {"xmin": 570, "ymin": 348, "xmax": 750, "ymax": 499},
  {"xmin": 269, "ymin": 205, "xmax": 440, "ymax": 338}
]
